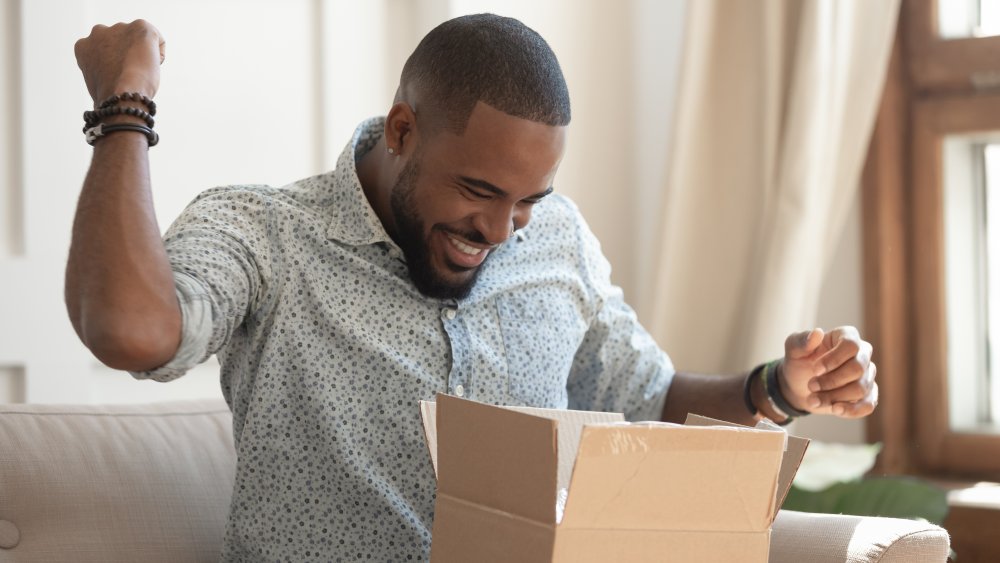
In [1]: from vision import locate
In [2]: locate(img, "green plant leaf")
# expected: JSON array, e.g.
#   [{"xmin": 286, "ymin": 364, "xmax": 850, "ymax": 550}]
[{"xmin": 782, "ymin": 477, "xmax": 950, "ymax": 524}]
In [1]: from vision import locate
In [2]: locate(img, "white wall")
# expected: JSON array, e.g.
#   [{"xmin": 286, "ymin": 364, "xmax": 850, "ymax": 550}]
[
  {"xmin": 0, "ymin": 0, "xmax": 867, "ymax": 444},
  {"xmin": 0, "ymin": 0, "xmax": 402, "ymax": 404}
]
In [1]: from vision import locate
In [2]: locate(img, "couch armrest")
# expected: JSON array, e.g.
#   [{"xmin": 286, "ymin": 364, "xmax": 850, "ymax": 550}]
[{"xmin": 770, "ymin": 509, "xmax": 951, "ymax": 563}]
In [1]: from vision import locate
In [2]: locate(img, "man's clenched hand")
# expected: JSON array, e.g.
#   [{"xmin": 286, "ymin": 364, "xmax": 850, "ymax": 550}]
[
  {"xmin": 74, "ymin": 19, "xmax": 165, "ymax": 104},
  {"xmin": 779, "ymin": 326, "xmax": 878, "ymax": 418}
]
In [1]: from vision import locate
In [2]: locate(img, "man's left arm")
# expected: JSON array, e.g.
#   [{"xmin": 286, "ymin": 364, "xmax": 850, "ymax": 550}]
[{"xmin": 661, "ymin": 326, "xmax": 878, "ymax": 425}]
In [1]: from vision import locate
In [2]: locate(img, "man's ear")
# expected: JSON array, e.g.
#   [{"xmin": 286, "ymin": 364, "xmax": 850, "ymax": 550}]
[{"xmin": 384, "ymin": 102, "xmax": 417, "ymax": 156}]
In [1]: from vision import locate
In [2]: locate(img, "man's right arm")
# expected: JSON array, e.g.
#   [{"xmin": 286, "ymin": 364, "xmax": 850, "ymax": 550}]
[{"xmin": 65, "ymin": 21, "xmax": 180, "ymax": 372}]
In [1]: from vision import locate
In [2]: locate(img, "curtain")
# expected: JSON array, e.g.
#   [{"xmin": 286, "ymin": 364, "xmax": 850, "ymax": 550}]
[{"xmin": 647, "ymin": 0, "xmax": 900, "ymax": 373}]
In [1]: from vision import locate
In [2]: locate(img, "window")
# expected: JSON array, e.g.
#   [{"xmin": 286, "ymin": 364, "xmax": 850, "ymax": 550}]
[
  {"xmin": 864, "ymin": 0, "xmax": 1000, "ymax": 477},
  {"xmin": 943, "ymin": 137, "xmax": 999, "ymax": 432},
  {"xmin": 938, "ymin": 0, "xmax": 1000, "ymax": 39}
]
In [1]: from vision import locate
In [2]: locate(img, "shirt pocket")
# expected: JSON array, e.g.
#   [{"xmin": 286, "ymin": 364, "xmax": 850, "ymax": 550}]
[{"xmin": 496, "ymin": 292, "xmax": 583, "ymax": 407}]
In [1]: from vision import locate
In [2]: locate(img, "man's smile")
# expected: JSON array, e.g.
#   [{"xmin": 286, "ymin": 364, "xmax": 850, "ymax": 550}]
[{"xmin": 439, "ymin": 230, "xmax": 493, "ymax": 270}]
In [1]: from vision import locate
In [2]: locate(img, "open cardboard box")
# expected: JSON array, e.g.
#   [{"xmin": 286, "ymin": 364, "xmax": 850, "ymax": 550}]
[{"xmin": 420, "ymin": 393, "xmax": 809, "ymax": 563}]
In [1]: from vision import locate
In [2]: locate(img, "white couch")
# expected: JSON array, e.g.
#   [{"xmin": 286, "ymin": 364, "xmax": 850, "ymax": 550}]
[{"xmin": 0, "ymin": 400, "xmax": 950, "ymax": 562}]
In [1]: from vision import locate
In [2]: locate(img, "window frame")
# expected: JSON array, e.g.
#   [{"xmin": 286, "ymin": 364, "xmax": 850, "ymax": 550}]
[
  {"xmin": 865, "ymin": 0, "xmax": 1000, "ymax": 478},
  {"xmin": 911, "ymin": 94, "xmax": 1000, "ymax": 475},
  {"xmin": 907, "ymin": 0, "xmax": 1000, "ymax": 94}
]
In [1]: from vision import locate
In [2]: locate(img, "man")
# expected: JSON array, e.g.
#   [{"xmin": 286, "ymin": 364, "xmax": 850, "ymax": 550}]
[{"xmin": 68, "ymin": 14, "xmax": 877, "ymax": 561}]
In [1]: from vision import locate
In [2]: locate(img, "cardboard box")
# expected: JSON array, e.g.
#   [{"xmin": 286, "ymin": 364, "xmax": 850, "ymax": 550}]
[{"xmin": 420, "ymin": 394, "xmax": 808, "ymax": 563}]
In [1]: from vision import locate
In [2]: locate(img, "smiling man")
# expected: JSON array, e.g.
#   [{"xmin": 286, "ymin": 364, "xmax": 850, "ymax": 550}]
[
  {"xmin": 362, "ymin": 102, "xmax": 564, "ymax": 300},
  {"xmin": 67, "ymin": 13, "xmax": 877, "ymax": 562},
  {"xmin": 358, "ymin": 21, "xmax": 569, "ymax": 301}
]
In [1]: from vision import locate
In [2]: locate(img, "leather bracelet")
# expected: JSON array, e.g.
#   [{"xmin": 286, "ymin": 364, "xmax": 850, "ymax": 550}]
[
  {"xmin": 760, "ymin": 388, "xmax": 794, "ymax": 426},
  {"xmin": 84, "ymin": 122, "xmax": 159, "ymax": 147},
  {"xmin": 763, "ymin": 359, "xmax": 811, "ymax": 418},
  {"xmin": 743, "ymin": 364, "xmax": 795, "ymax": 426},
  {"xmin": 747, "ymin": 361, "xmax": 793, "ymax": 426}
]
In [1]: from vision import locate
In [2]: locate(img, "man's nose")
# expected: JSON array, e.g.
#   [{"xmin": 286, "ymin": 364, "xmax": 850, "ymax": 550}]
[{"xmin": 475, "ymin": 206, "xmax": 515, "ymax": 245}]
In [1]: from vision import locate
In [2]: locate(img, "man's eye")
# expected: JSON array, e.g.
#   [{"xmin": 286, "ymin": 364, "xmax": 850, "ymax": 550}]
[{"xmin": 465, "ymin": 187, "xmax": 490, "ymax": 199}]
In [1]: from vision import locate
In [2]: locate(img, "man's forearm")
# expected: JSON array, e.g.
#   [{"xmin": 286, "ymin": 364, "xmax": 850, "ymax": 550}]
[
  {"xmin": 65, "ymin": 130, "xmax": 180, "ymax": 371},
  {"xmin": 662, "ymin": 367, "xmax": 799, "ymax": 425},
  {"xmin": 660, "ymin": 371, "xmax": 757, "ymax": 425},
  {"xmin": 68, "ymin": 21, "xmax": 179, "ymax": 371}
]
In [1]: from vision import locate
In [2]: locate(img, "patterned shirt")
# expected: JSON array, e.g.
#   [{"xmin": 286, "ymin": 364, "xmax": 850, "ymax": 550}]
[{"xmin": 135, "ymin": 118, "xmax": 674, "ymax": 562}]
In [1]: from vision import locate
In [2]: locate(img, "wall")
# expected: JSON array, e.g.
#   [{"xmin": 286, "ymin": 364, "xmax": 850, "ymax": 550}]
[
  {"xmin": 0, "ymin": 0, "xmax": 397, "ymax": 404},
  {"xmin": 0, "ymin": 0, "xmax": 866, "ymax": 444}
]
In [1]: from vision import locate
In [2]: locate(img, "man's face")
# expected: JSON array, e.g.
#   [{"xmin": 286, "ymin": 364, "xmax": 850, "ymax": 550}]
[{"xmin": 389, "ymin": 102, "xmax": 566, "ymax": 300}]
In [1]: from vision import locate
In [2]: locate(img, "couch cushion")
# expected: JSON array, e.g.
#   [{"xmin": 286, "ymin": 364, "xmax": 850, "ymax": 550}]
[
  {"xmin": 771, "ymin": 509, "xmax": 951, "ymax": 562},
  {"xmin": 0, "ymin": 400, "xmax": 235, "ymax": 563}
]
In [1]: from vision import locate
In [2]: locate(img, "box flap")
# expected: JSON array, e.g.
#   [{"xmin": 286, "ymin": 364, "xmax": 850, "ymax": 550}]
[
  {"xmin": 432, "ymin": 493, "xmax": 556, "ymax": 563},
  {"xmin": 502, "ymin": 405, "xmax": 625, "ymax": 493},
  {"xmin": 420, "ymin": 399, "xmax": 623, "ymax": 492},
  {"xmin": 771, "ymin": 431, "xmax": 809, "ymax": 516},
  {"xmin": 560, "ymin": 422, "xmax": 785, "ymax": 532},
  {"xmin": 684, "ymin": 414, "xmax": 810, "ymax": 520},
  {"xmin": 434, "ymin": 394, "xmax": 558, "ymax": 524}
]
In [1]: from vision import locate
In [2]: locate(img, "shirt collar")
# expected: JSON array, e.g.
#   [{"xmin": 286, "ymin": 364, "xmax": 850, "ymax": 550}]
[{"xmin": 325, "ymin": 117, "xmax": 395, "ymax": 247}]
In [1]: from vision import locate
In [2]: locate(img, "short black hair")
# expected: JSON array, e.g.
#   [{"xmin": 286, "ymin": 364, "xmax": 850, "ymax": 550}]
[{"xmin": 398, "ymin": 13, "xmax": 571, "ymax": 134}]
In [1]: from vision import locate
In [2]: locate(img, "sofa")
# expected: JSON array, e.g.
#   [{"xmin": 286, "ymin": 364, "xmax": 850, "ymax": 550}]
[{"xmin": 0, "ymin": 399, "xmax": 950, "ymax": 562}]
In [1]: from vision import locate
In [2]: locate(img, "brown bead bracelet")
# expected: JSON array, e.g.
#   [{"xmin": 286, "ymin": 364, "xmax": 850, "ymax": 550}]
[
  {"xmin": 83, "ymin": 105, "xmax": 155, "ymax": 129},
  {"xmin": 83, "ymin": 92, "xmax": 159, "ymax": 147},
  {"xmin": 98, "ymin": 92, "xmax": 156, "ymax": 116}
]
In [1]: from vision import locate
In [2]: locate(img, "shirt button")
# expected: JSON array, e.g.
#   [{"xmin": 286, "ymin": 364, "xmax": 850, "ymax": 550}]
[
  {"xmin": 454, "ymin": 384, "xmax": 465, "ymax": 397},
  {"xmin": 442, "ymin": 308, "xmax": 457, "ymax": 320}
]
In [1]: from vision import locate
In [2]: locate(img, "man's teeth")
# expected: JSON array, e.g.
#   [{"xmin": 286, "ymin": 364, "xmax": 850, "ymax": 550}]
[{"xmin": 448, "ymin": 235, "xmax": 483, "ymax": 255}]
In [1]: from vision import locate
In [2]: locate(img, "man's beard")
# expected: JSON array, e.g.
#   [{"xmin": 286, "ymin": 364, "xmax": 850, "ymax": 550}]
[{"xmin": 389, "ymin": 157, "xmax": 489, "ymax": 300}]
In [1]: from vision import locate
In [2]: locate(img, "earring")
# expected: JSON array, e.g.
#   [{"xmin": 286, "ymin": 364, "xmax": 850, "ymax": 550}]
[{"xmin": 387, "ymin": 147, "xmax": 395, "ymax": 155}]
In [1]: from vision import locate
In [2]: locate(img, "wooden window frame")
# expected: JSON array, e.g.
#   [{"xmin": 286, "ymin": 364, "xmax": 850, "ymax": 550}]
[
  {"xmin": 907, "ymin": 0, "xmax": 1000, "ymax": 94},
  {"xmin": 865, "ymin": 0, "xmax": 1000, "ymax": 478},
  {"xmin": 911, "ymin": 94, "xmax": 1000, "ymax": 476}
]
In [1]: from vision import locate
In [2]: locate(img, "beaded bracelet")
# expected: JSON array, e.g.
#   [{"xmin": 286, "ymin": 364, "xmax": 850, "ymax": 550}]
[
  {"xmin": 84, "ymin": 122, "xmax": 159, "ymax": 147},
  {"xmin": 83, "ymin": 92, "xmax": 158, "ymax": 147},
  {"xmin": 98, "ymin": 92, "xmax": 157, "ymax": 116},
  {"xmin": 83, "ymin": 105, "xmax": 155, "ymax": 129}
]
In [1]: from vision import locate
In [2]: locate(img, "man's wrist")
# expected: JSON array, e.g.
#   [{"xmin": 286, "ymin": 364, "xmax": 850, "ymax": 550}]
[
  {"xmin": 775, "ymin": 360, "xmax": 813, "ymax": 413},
  {"xmin": 749, "ymin": 365, "xmax": 792, "ymax": 425},
  {"xmin": 83, "ymin": 92, "xmax": 159, "ymax": 147},
  {"xmin": 767, "ymin": 360, "xmax": 811, "ymax": 418}
]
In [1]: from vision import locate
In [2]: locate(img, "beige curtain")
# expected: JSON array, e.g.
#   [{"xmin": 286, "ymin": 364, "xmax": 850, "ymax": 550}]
[{"xmin": 647, "ymin": 0, "xmax": 899, "ymax": 373}]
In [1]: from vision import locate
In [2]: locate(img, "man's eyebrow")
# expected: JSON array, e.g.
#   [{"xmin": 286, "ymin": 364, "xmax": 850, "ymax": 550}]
[{"xmin": 458, "ymin": 176, "xmax": 554, "ymax": 201}]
